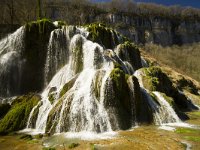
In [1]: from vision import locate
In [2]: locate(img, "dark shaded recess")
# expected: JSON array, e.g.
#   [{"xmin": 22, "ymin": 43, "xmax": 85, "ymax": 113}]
[
  {"xmin": 171, "ymin": 20, "xmax": 182, "ymax": 45},
  {"xmin": 0, "ymin": 104, "xmax": 11, "ymax": 119},
  {"xmin": 118, "ymin": 41, "xmax": 142, "ymax": 70},
  {"xmin": 132, "ymin": 76, "xmax": 154, "ymax": 124},
  {"xmin": 20, "ymin": 20, "xmax": 56, "ymax": 94}
]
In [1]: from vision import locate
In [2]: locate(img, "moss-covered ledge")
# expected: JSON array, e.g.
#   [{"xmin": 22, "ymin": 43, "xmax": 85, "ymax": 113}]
[
  {"xmin": 86, "ymin": 23, "xmax": 120, "ymax": 49},
  {"xmin": 0, "ymin": 94, "xmax": 40, "ymax": 135},
  {"xmin": 117, "ymin": 41, "xmax": 142, "ymax": 70}
]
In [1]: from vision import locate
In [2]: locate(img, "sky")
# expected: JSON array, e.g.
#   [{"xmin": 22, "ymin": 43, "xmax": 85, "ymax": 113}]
[{"xmin": 94, "ymin": 0, "xmax": 200, "ymax": 8}]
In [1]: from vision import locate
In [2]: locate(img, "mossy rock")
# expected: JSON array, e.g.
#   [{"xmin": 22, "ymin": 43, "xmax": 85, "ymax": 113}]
[
  {"xmin": 19, "ymin": 134, "xmax": 33, "ymax": 141},
  {"xmin": 0, "ymin": 94, "xmax": 40, "ymax": 135},
  {"xmin": 141, "ymin": 67, "xmax": 173, "ymax": 94},
  {"xmin": 104, "ymin": 68, "xmax": 133, "ymax": 129},
  {"xmin": 68, "ymin": 143, "xmax": 80, "ymax": 149},
  {"xmin": 20, "ymin": 19, "xmax": 56, "ymax": 94},
  {"xmin": 0, "ymin": 104, "xmax": 11, "ymax": 119},
  {"xmin": 71, "ymin": 35, "xmax": 84, "ymax": 74},
  {"xmin": 117, "ymin": 41, "xmax": 142, "ymax": 70},
  {"xmin": 140, "ymin": 66, "xmax": 195, "ymax": 116},
  {"xmin": 48, "ymin": 94, "xmax": 55, "ymax": 105},
  {"xmin": 26, "ymin": 18, "xmax": 55, "ymax": 34},
  {"xmin": 176, "ymin": 77, "xmax": 199, "ymax": 95},
  {"xmin": 59, "ymin": 75, "xmax": 79, "ymax": 98},
  {"xmin": 93, "ymin": 70, "xmax": 106, "ymax": 100},
  {"xmin": 86, "ymin": 23, "xmax": 119, "ymax": 49}
]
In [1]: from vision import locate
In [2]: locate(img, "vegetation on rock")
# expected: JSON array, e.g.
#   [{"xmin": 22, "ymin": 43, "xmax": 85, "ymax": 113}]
[
  {"xmin": 0, "ymin": 94, "xmax": 40, "ymax": 135},
  {"xmin": 117, "ymin": 41, "xmax": 142, "ymax": 70},
  {"xmin": 86, "ymin": 23, "xmax": 119, "ymax": 49}
]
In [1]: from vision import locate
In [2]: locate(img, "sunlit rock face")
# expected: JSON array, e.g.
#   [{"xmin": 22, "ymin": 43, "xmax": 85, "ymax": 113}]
[
  {"xmin": 0, "ymin": 21, "xmax": 199, "ymax": 135},
  {"xmin": 107, "ymin": 14, "xmax": 200, "ymax": 46}
]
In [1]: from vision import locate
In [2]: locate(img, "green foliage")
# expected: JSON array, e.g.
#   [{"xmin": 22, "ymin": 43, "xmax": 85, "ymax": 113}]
[
  {"xmin": 0, "ymin": 94, "xmax": 40, "ymax": 135},
  {"xmin": 68, "ymin": 143, "xmax": 80, "ymax": 149}
]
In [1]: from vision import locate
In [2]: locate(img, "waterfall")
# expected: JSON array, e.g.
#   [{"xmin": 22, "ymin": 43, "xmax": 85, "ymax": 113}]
[
  {"xmin": 26, "ymin": 29, "xmax": 117, "ymax": 134},
  {"xmin": 134, "ymin": 70, "xmax": 181, "ymax": 125},
  {"xmin": 127, "ymin": 76, "xmax": 138, "ymax": 126},
  {"xmin": 55, "ymin": 39, "xmax": 114, "ymax": 133},
  {"xmin": 153, "ymin": 91, "xmax": 181, "ymax": 123},
  {"xmin": 0, "ymin": 27, "xmax": 25, "ymax": 97},
  {"xmin": 1, "ymin": 23, "xmax": 198, "ymax": 137}
]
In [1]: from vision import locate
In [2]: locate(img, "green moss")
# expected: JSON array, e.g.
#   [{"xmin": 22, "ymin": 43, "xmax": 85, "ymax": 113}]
[
  {"xmin": 68, "ymin": 143, "xmax": 80, "ymax": 149},
  {"xmin": 176, "ymin": 128, "xmax": 200, "ymax": 134},
  {"xmin": 26, "ymin": 18, "xmax": 54, "ymax": 34},
  {"xmin": 86, "ymin": 23, "xmax": 119, "ymax": 49},
  {"xmin": 0, "ymin": 94, "xmax": 40, "ymax": 135},
  {"xmin": 110, "ymin": 68, "xmax": 125, "ymax": 91},
  {"xmin": 48, "ymin": 94, "xmax": 55, "ymax": 105},
  {"xmin": 45, "ymin": 97, "xmax": 65, "ymax": 134},
  {"xmin": 59, "ymin": 76, "xmax": 78, "ymax": 98},
  {"xmin": 184, "ymin": 136, "xmax": 200, "ymax": 142},
  {"xmin": 118, "ymin": 41, "xmax": 142, "ymax": 70},
  {"xmin": 141, "ymin": 67, "xmax": 173, "ymax": 93}
]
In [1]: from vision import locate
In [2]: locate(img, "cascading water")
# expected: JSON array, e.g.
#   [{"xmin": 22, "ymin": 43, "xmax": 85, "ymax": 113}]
[
  {"xmin": 153, "ymin": 91, "xmax": 181, "ymax": 124},
  {"xmin": 1, "ymin": 22, "xmax": 199, "ymax": 137},
  {"xmin": 134, "ymin": 70, "xmax": 181, "ymax": 125},
  {"xmin": 0, "ymin": 27, "xmax": 25, "ymax": 97}
]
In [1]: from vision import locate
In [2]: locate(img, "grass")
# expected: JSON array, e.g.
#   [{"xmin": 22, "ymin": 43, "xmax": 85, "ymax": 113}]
[
  {"xmin": 144, "ymin": 43, "xmax": 200, "ymax": 82},
  {"xmin": 184, "ymin": 136, "xmax": 200, "ymax": 142},
  {"xmin": 175, "ymin": 128, "xmax": 200, "ymax": 134}
]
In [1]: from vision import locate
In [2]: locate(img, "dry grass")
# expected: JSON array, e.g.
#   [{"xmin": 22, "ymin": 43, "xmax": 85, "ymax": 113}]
[{"xmin": 143, "ymin": 43, "xmax": 200, "ymax": 83}]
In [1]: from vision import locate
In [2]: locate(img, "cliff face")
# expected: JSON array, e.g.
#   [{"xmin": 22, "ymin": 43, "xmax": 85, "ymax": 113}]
[{"xmin": 105, "ymin": 13, "xmax": 200, "ymax": 46}]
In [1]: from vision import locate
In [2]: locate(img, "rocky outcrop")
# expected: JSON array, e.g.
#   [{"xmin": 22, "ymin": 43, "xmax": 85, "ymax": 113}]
[{"xmin": 104, "ymin": 13, "xmax": 200, "ymax": 46}]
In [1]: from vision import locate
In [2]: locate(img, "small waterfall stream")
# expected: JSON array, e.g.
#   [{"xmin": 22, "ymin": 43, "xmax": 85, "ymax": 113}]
[{"xmin": 134, "ymin": 70, "xmax": 181, "ymax": 125}]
